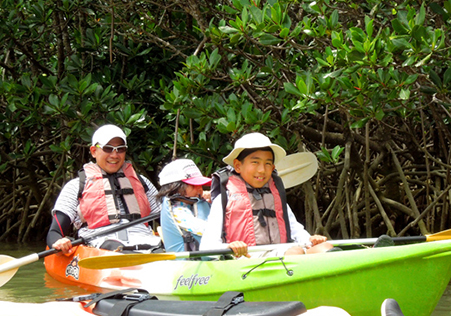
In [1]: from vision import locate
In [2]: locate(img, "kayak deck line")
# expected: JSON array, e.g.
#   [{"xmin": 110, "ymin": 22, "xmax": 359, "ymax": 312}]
[{"xmin": 241, "ymin": 257, "xmax": 294, "ymax": 279}]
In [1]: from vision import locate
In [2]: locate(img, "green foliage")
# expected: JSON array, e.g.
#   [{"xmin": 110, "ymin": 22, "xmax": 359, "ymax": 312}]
[
  {"xmin": 162, "ymin": 0, "xmax": 451, "ymax": 159},
  {"xmin": 318, "ymin": 146, "xmax": 344, "ymax": 164},
  {"xmin": 1, "ymin": 0, "xmax": 451, "ymax": 240}
]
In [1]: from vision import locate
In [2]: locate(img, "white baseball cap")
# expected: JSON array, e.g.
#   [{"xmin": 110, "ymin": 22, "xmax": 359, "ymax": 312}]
[
  {"xmin": 159, "ymin": 159, "xmax": 212, "ymax": 186},
  {"xmin": 92, "ymin": 124, "xmax": 127, "ymax": 146},
  {"xmin": 223, "ymin": 132, "xmax": 286, "ymax": 166}
]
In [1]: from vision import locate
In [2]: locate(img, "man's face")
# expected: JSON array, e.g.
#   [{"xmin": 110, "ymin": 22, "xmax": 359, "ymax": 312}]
[
  {"xmin": 233, "ymin": 150, "xmax": 275, "ymax": 188},
  {"xmin": 90, "ymin": 137, "xmax": 126, "ymax": 174}
]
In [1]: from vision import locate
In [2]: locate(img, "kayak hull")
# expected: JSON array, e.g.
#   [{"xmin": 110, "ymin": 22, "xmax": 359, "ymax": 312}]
[{"xmin": 44, "ymin": 240, "xmax": 451, "ymax": 316}]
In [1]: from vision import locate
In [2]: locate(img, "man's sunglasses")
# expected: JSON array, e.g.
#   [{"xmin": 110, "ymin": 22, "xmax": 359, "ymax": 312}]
[{"xmin": 96, "ymin": 144, "xmax": 127, "ymax": 154}]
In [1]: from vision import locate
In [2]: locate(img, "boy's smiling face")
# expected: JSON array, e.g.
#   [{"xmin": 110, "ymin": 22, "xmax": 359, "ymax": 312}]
[{"xmin": 233, "ymin": 150, "xmax": 275, "ymax": 188}]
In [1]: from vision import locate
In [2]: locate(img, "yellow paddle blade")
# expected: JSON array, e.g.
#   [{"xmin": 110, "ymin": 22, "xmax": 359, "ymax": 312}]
[
  {"xmin": 426, "ymin": 229, "xmax": 451, "ymax": 242},
  {"xmin": 79, "ymin": 253, "xmax": 177, "ymax": 269},
  {"xmin": 0, "ymin": 255, "xmax": 19, "ymax": 287}
]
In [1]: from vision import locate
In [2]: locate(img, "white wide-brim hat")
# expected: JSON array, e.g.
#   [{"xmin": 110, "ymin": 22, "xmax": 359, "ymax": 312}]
[
  {"xmin": 159, "ymin": 159, "xmax": 212, "ymax": 186},
  {"xmin": 92, "ymin": 124, "xmax": 127, "ymax": 146},
  {"xmin": 223, "ymin": 133, "xmax": 286, "ymax": 166}
]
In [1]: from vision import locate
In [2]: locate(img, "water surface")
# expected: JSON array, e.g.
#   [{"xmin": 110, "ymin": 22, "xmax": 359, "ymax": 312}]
[{"xmin": 0, "ymin": 243, "xmax": 93, "ymax": 303}]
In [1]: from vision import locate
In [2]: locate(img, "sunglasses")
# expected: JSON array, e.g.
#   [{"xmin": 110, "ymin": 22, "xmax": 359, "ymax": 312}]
[{"xmin": 96, "ymin": 144, "xmax": 127, "ymax": 154}]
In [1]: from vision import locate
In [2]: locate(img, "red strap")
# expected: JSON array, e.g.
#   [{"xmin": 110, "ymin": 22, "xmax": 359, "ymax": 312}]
[{"xmin": 54, "ymin": 213, "xmax": 65, "ymax": 237}]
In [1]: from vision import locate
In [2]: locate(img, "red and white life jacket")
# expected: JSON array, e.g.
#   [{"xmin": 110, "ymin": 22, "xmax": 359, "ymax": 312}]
[
  {"xmin": 77, "ymin": 162, "xmax": 151, "ymax": 229},
  {"xmin": 223, "ymin": 175, "xmax": 289, "ymax": 246}
]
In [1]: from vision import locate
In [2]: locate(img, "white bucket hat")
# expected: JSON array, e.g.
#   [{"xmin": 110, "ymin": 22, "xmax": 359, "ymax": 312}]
[
  {"xmin": 92, "ymin": 124, "xmax": 127, "ymax": 146},
  {"xmin": 223, "ymin": 133, "xmax": 286, "ymax": 166},
  {"xmin": 159, "ymin": 159, "xmax": 212, "ymax": 186}
]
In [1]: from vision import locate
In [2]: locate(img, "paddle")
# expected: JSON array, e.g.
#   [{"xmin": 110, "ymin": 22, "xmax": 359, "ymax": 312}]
[
  {"xmin": 78, "ymin": 244, "xmax": 289, "ymax": 269},
  {"xmin": 0, "ymin": 212, "xmax": 160, "ymax": 287},
  {"xmin": 78, "ymin": 229, "xmax": 451, "ymax": 269},
  {"xmin": 328, "ymin": 228, "xmax": 451, "ymax": 246},
  {"xmin": 276, "ymin": 152, "xmax": 318, "ymax": 189}
]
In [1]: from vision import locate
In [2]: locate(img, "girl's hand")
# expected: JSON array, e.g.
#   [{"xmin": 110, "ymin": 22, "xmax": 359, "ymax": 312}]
[{"xmin": 202, "ymin": 190, "xmax": 211, "ymax": 203}]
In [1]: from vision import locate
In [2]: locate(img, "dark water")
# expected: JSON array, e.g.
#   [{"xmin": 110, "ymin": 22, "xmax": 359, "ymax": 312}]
[
  {"xmin": 0, "ymin": 243, "xmax": 451, "ymax": 314},
  {"xmin": 0, "ymin": 242, "xmax": 97, "ymax": 303}
]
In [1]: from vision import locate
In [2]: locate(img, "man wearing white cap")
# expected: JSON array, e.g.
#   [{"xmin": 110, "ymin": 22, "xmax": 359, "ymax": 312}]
[
  {"xmin": 157, "ymin": 159, "xmax": 212, "ymax": 253},
  {"xmin": 199, "ymin": 132, "xmax": 333, "ymax": 258},
  {"xmin": 46, "ymin": 124, "xmax": 161, "ymax": 254}
]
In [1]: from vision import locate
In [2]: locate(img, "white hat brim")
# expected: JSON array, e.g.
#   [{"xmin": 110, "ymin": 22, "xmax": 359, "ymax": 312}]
[{"xmin": 223, "ymin": 144, "xmax": 286, "ymax": 166}]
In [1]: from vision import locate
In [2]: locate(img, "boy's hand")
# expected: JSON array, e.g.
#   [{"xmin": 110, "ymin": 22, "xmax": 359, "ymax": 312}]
[
  {"xmin": 228, "ymin": 241, "xmax": 251, "ymax": 258},
  {"xmin": 309, "ymin": 235, "xmax": 328, "ymax": 246}
]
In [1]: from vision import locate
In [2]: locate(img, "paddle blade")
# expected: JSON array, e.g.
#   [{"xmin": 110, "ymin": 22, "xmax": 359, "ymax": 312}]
[
  {"xmin": 0, "ymin": 255, "xmax": 19, "ymax": 287},
  {"xmin": 79, "ymin": 253, "xmax": 177, "ymax": 269},
  {"xmin": 426, "ymin": 229, "xmax": 451, "ymax": 242},
  {"xmin": 276, "ymin": 152, "xmax": 318, "ymax": 189}
]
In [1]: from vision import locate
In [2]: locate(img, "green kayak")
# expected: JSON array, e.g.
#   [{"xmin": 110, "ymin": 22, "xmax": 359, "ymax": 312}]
[{"xmin": 44, "ymin": 240, "xmax": 451, "ymax": 316}]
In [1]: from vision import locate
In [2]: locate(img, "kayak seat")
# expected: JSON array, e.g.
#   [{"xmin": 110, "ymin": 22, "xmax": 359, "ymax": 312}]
[
  {"xmin": 92, "ymin": 289, "xmax": 307, "ymax": 316},
  {"xmin": 99, "ymin": 240, "xmax": 165, "ymax": 253},
  {"xmin": 99, "ymin": 240, "xmax": 125, "ymax": 251}
]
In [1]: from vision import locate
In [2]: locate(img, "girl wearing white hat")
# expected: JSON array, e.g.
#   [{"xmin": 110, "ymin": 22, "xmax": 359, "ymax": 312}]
[{"xmin": 157, "ymin": 159, "xmax": 212, "ymax": 254}]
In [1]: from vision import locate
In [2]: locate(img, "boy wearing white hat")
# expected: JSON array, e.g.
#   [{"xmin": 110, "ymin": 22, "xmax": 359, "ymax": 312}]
[
  {"xmin": 157, "ymin": 159, "xmax": 212, "ymax": 253},
  {"xmin": 47, "ymin": 124, "xmax": 161, "ymax": 254},
  {"xmin": 200, "ymin": 132, "xmax": 333, "ymax": 258}
]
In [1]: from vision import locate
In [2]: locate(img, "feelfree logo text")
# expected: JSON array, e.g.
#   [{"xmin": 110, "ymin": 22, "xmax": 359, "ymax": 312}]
[{"xmin": 174, "ymin": 274, "xmax": 211, "ymax": 290}]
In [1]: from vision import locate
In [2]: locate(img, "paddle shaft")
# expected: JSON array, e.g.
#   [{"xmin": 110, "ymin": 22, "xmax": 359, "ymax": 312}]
[
  {"xmin": 180, "ymin": 248, "xmax": 233, "ymax": 259},
  {"xmin": 78, "ymin": 229, "xmax": 451, "ymax": 269},
  {"xmin": 329, "ymin": 236, "xmax": 427, "ymax": 246},
  {"xmin": 0, "ymin": 212, "xmax": 160, "ymax": 274},
  {"xmin": 159, "ymin": 235, "xmax": 429, "ymax": 255},
  {"xmin": 80, "ymin": 212, "xmax": 160, "ymax": 243},
  {"xmin": 329, "ymin": 230, "xmax": 451, "ymax": 246},
  {"xmin": 166, "ymin": 244, "xmax": 293, "ymax": 259}
]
